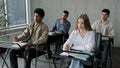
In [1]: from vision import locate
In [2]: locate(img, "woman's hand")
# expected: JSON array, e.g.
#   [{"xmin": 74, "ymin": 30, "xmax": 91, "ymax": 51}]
[{"xmin": 63, "ymin": 44, "xmax": 71, "ymax": 51}]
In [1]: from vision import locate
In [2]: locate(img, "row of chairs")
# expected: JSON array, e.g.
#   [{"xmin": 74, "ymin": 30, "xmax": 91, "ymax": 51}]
[{"xmin": 0, "ymin": 32, "xmax": 113, "ymax": 68}]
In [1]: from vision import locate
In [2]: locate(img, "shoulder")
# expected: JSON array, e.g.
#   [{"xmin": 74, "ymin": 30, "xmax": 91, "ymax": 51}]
[
  {"xmin": 88, "ymin": 31, "xmax": 95, "ymax": 35},
  {"xmin": 28, "ymin": 22, "xmax": 35, "ymax": 28},
  {"xmin": 66, "ymin": 20, "xmax": 71, "ymax": 24},
  {"xmin": 41, "ymin": 22, "xmax": 48, "ymax": 28},
  {"xmin": 55, "ymin": 19, "xmax": 60, "ymax": 23},
  {"xmin": 56, "ymin": 18, "xmax": 60, "ymax": 21},
  {"xmin": 93, "ymin": 20, "xmax": 101, "ymax": 24},
  {"xmin": 108, "ymin": 21, "xmax": 113, "ymax": 26},
  {"xmin": 71, "ymin": 30, "xmax": 78, "ymax": 35}
]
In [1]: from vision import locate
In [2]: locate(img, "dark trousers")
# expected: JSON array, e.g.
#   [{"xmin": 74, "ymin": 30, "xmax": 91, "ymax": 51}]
[
  {"xmin": 46, "ymin": 34, "xmax": 64, "ymax": 56},
  {"xmin": 10, "ymin": 48, "xmax": 44, "ymax": 68}
]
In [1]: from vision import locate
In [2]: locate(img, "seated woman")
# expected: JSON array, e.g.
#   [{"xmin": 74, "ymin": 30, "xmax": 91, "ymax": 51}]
[{"xmin": 63, "ymin": 14, "xmax": 95, "ymax": 68}]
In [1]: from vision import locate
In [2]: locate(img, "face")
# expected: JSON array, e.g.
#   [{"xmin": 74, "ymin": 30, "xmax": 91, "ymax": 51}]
[
  {"xmin": 61, "ymin": 13, "xmax": 68, "ymax": 20},
  {"xmin": 34, "ymin": 13, "xmax": 42, "ymax": 23},
  {"xmin": 77, "ymin": 18, "xmax": 85, "ymax": 30},
  {"xmin": 101, "ymin": 12, "xmax": 109, "ymax": 21}
]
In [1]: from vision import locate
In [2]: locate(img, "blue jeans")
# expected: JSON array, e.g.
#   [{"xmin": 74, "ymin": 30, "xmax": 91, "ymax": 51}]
[
  {"xmin": 69, "ymin": 59, "xmax": 84, "ymax": 68},
  {"xmin": 101, "ymin": 40, "xmax": 110, "ymax": 67}
]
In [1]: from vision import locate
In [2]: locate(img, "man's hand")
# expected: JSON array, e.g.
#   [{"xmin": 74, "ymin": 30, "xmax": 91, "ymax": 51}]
[{"xmin": 13, "ymin": 36, "xmax": 19, "ymax": 42}]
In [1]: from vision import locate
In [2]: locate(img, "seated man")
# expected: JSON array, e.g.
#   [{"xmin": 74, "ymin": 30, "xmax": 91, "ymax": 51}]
[
  {"xmin": 51, "ymin": 10, "xmax": 71, "ymax": 39},
  {"xmin": 10, "ymin": 8, "xmax": 49, "ymax": 68},
  {"xmin": 46, "ymin": 10, "xmax": 71, "ymax": 57},
  {"xmin": 92, "ymin": 8, "xmax": 115, "ymax": 68}
]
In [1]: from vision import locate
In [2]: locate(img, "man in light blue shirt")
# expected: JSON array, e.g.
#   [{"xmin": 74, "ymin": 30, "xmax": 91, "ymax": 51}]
[
  {"xmin": 46, "ymin": 10, "xmax": 71, "ymax": 58},
  {"xmin": 51, "ymin": 10, "xmax": 71, "ymax": 38}
]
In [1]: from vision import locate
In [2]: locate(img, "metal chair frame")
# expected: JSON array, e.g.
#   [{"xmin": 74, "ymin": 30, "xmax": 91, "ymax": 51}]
[{"xmin": 52, "ymin": 32, "xmax": 102, "ymax": 68}]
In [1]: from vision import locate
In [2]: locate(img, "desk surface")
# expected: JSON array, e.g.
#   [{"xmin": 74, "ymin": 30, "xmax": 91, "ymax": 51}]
[
  {"xmin": 49, "ymin": 31, "xmax": 63, "ymax": 36},
  {"xmin": 0, "ymin": 41, "xmax": 27, "ymax": 49}
]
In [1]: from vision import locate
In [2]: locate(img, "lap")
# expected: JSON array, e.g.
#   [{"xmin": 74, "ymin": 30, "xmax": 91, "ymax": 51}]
[{"xmin": 10, "ymin": 48, "xmax": 45, "ymax": 58}]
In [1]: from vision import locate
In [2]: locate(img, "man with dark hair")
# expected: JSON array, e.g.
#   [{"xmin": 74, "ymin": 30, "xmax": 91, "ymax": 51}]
[
  {"xmin": 102, "ymin": 9, "xmax": 110, "ymax": 16},
  {"xmin": 46, "ymin": 10, "xmax": 71, "ymax": 58},
  {"xmin": 92, "ymin": 8, "xmax": 114, "ymax": 68},
  {"xmin": 10, "ymin": 8, "xmax": 49, "ymax": 68},
  {"xmin": 92, "ymin": 8, "xmax": 114, "ymax": 37},
  {"xmin": 63, "ymin": 10, "xmax": 69, "ymax": 16},
  {"xmin": 51, "ymin": 10, "xmax": 71, "ymax": 38},
  {"xmin": 34, "ymin": 8, "xmax": 45, "ymax": 18}
]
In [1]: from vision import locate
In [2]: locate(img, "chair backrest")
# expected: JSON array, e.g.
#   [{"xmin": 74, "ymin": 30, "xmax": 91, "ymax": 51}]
[{"xmin": 94, "ymin": 32, "xmax": 102, "ymax": 56}]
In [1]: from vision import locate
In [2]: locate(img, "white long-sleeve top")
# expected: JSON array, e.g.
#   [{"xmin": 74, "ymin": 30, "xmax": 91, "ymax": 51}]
[{"xmin": 63, "ymin": 30, "xmax": 95, "ymax": 52}]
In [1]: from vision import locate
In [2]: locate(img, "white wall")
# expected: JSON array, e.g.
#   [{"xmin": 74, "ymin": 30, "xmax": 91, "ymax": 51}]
[{"xmin": 31, "ymin": 0, "xmax": 119, "ymax": 47}]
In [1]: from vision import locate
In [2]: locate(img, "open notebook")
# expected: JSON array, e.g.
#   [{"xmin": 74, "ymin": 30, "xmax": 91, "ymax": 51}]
[
  {"xmin": 60, "ymin": 51, "xmax": 94, "ymax": 61},
  {"xmin": 12, "ymin": 42, "xmax": 27, "ymax": 49}
]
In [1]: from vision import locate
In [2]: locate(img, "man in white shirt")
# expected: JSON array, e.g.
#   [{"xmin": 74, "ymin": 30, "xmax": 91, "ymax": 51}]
[{"xmin": 92, "ymin": 9, "xmax": 115, "ymax": 68}]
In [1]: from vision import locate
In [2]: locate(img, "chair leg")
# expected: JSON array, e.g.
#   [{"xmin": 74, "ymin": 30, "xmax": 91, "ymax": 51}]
[
  {"xmin": 53, "ymin": 57, "xmax": 57, "ymax": 68},
  {"xmin": 35, "ymin": 48, "xmax": 38, "ymax": 68},
  {"xmin": 0, "ymin": 54, "xmax": 9, "ymax": 68},
  {"xmin": 1, "ymin": 49, "xmax": 10, "ymax": 68},
  {"xmin": 109, "ymin": 45, "xmax": 112, "ymax": 68}
]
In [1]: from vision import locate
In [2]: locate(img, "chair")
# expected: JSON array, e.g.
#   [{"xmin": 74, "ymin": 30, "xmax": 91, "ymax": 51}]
[
  {"xmin": 14, "ymin": 43, "xmax": 49, "ymax": 68},
  {"xmin": 0, "ymin": 47, "xmax": 9, "ymax": 68},
  {"xmin": 34, "ymin": 43, "xmax": 51, "ymax": 68},
  {"xmin": 101, "ymin": 36, "xmax": 113, "ymax": 68},
  {"xmin": 47, "ymin": 32, "xmax": 64, "ymax": 57},
  {"xmin": 52, "ymin": 32, "xmax": 102, "ymax": 68}
]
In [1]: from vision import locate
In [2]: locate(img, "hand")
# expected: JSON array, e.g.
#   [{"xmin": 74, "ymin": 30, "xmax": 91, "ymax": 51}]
[
  {"xmin": 63, "ymin": 44, "xmax": 71, "ymax": 51},
  {"xmin": 13, "ymin": 36, "xmax": 19, "ymax": 42}
]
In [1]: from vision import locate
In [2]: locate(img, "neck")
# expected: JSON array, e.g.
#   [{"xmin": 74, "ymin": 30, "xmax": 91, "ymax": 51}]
[
  {"xmin": 79, "ymin": 29, "xmax": 87, "ymax": 33},
  {"xmin": 36, "ymin": 20, "xmax": 42, "ymax": 24},
  {"xmin": 102, "ymin": 19, "xmax": 108, "ymax": 23},
  {"xmin": 79, "ymin": 29, "xmax": 87, "ymax": 38},
  {"xmin": 61, "ymin": 19, "xmax": 66, "ymax": 24}
]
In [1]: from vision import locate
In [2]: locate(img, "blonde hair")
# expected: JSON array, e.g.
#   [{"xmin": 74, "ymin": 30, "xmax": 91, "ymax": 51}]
[{"xmin": 75, "ymin": 14, "xmax": 92, "ymax": 31}]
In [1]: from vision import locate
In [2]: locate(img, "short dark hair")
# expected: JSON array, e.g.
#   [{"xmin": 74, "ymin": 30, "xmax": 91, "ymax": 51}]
[
  {"xmin": 102, "ymin": 9, "xmax": 110, "ymax": 15},
  {"xmin": 34, "ymin": 8, "xmax": 45, "ymax": 18},
  {"xmin": 63, "ymin": 10, "xmax": 69, "ymax": 16}
]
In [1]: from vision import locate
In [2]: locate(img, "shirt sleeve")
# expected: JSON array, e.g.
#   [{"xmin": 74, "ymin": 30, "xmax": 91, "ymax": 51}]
[
  {"xmin": 62, "ymin": 21, "xmax": 71, "ymax": 34},
  {"xmin": 17, "ymin": 25, "xmax": 30, "ymax": 41},
  {"xmin": 33, "ymin": 24, "xmax": 49, "ymax": 45},
  {"xmin": 51, "ymin": 19, "xmax": 58, "ymax": 31},
  {"xmin": 108, "ymin": 22, "xmax": 115, "ymax": 38},
  {"xmin": 92, "ymin": 21, "xmax": 97, "ymax": 31},
  {"xmin": 84, "ymin": 31, "xmax": 95, "ymax": 52},
  {"xmin": 63, "ymin": 30, "xmax": 74, "ymax": 50}
]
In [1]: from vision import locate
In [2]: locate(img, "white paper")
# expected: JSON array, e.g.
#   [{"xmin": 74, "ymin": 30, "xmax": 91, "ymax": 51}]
[
  {"xmin": 60, "ymin": 52, "xmax": 69, "ymax": 56},
  {"xmin": 12, "ymin": 42, "xmax": 27, "ymax": 49}
]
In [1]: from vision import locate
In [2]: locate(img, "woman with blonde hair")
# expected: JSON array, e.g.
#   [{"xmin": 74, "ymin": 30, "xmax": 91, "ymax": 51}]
[{"xmin": 63, "ymin": 14, "xmax": 95, "ymax": 68}]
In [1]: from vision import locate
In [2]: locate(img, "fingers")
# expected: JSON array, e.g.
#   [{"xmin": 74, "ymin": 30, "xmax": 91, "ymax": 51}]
[{"xmin": 63, "ymin": 44, "xmax": 70, "ymax": 51}]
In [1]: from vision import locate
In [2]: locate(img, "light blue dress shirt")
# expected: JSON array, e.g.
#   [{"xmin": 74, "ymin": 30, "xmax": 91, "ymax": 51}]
[{"xmin": 52, "ymin": 18, "xmax": 71, "ymax": 34}]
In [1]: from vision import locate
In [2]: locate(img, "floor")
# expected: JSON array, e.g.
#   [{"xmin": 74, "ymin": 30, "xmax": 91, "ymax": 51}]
[{"xmin": 0, "ymin": 47, "xmax": 120, "ymax": 68}]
